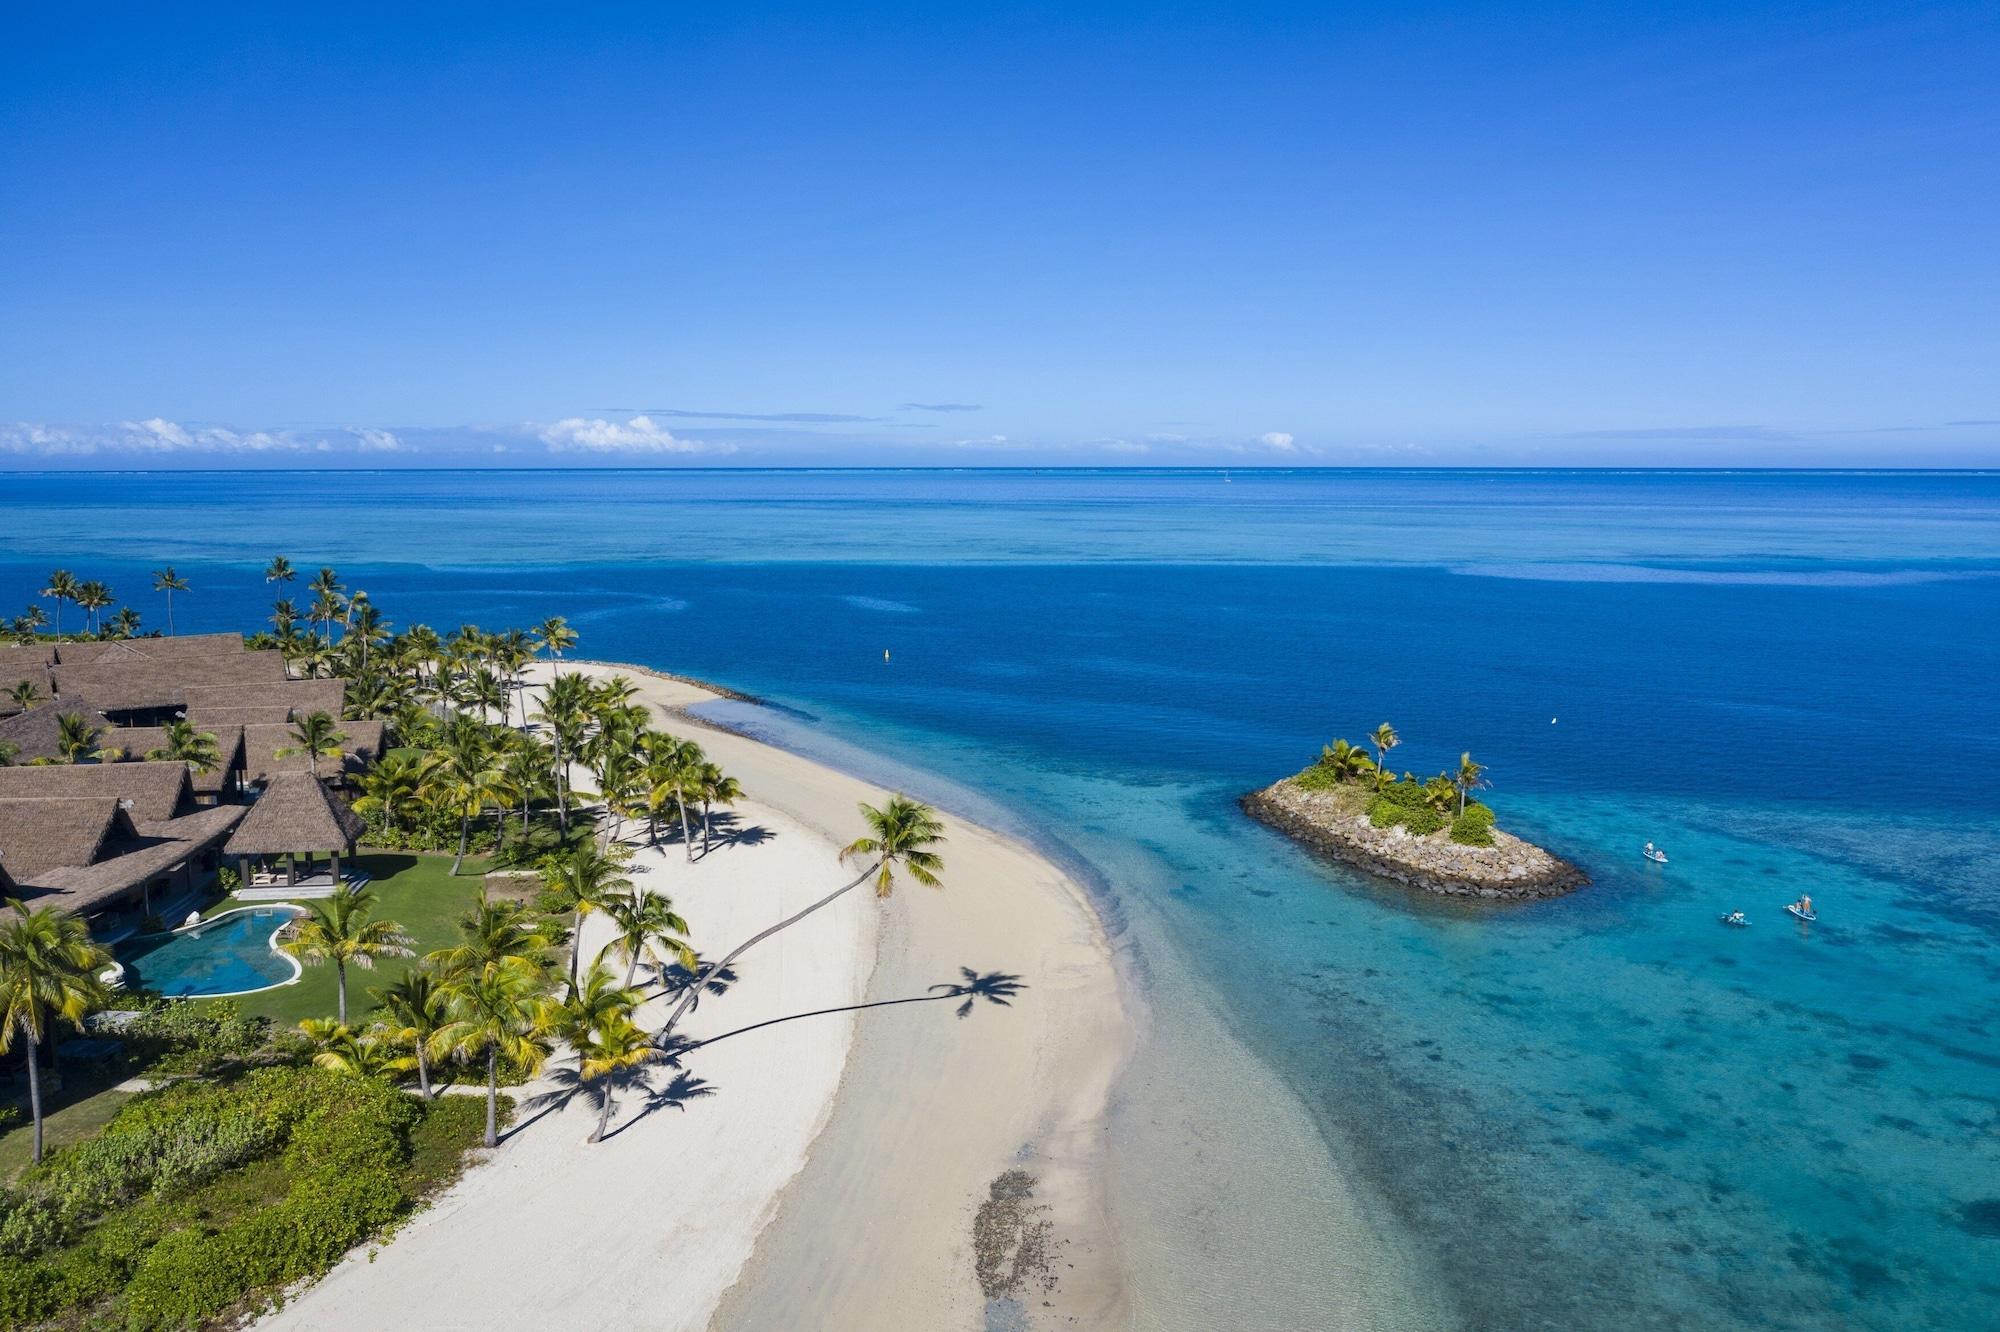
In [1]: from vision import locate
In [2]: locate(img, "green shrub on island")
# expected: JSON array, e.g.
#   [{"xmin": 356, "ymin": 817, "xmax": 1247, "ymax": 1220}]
[{"xmin": 1450, "ymin": 804, "xmax": 1496, "ymax": 847}]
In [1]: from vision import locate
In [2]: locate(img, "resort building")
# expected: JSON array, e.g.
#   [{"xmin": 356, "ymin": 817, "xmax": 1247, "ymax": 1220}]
[
  {"xmin": 0, "ymin": 632, "xmax": 382, "ymax": 933},
  {"xmin": 0, "ymin": 762, "xmax": 246, "ymax": 933}
]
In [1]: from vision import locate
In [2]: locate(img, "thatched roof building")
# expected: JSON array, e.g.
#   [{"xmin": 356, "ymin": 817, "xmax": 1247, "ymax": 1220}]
[
  {"xmin": 52, "ymin": 633, "xmax": 246, "ymax": 666},
  {"xmin": 51, "ymin": 650, "xmax": 287, "ymax": 718},
  {"xmin": 0, "ymin": 760, "xmax": 195, "ymax": 823},
  {"xmin": 240, "ymin": 719, "xmax": 385, "ymax": 788},
  {"xmin": 97, "ymin": 724, "xmax": 246, "ymax": 799},
  {"xmin": 0, "ymin": 700, "xmax": 115, "ymax": 764},
  {"xmin": 0, "ymin": 794, "xmax": 244, "ymax": 918},
  {"xmin": 224, "ymin": 773, "xmax": 365, "ymax": 858},
  {"xmin": 181, "ymin": 678, "xmax": 345, "ymax": 720}
]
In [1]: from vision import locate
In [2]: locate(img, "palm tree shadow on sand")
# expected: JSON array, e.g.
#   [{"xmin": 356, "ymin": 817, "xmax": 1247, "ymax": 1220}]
[
  {"xmin": 674, "ymin": 968, "xmax": 1027, "ymax": 1054},
  {"xmin": 543, "ymin": 969, "xmax": 1025, "ymax": 1140}
]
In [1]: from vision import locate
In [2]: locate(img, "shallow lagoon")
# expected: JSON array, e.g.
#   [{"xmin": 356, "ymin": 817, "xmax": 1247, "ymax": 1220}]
[{"xmin": 8, "ymin": 468, "xmax": 1998, "ymax": 1327}]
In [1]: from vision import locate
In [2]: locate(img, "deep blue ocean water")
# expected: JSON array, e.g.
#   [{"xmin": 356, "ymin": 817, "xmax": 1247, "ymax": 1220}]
[{"xmin": 4, "ymin": 469, "xmax": 1997, "ymax": 1328}]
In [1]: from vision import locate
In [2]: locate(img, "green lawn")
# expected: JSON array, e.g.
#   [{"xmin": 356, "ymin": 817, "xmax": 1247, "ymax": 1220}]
[
  {"xmin": 0, "ymin": 1066, "xmax": 136, "ymax": 1181},
  {"xmin": 202, "ymin": 850, "xmax": 494, "ymax": 1027}
]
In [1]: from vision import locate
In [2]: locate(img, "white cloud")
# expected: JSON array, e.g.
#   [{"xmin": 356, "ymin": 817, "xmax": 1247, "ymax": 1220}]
[
  {"xmin": 1257, "ymin": 431, "xmax": 1296, "ymax": 451},
  {"xmin": 351, "ymin": 427, "xmax": 404, "ymax": 453},
  {"xmin": 535, "ymin": 415, "xmax": 721, "ymax": 454}
]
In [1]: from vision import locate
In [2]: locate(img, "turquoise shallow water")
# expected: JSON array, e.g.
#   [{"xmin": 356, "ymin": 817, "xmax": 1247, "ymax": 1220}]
[{"xmin": 5, "ymin": 469, "xmax": 1998, "ymax": 1327}]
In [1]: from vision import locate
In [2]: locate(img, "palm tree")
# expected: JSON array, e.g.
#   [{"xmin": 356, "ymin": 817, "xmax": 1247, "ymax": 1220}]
[
  {"xmin": 434, "ymin": 962, "xmax": 549, "ymax": 1148},
  {"xmin": 150, "ymin": 566, "xmax": 190, "ymax": 635},
  {"xmin": 1319, "ymin": 738, "xmax": 1376, "ymax": 784},
  {"xmin": 353, "ymin": 750, "xmax": 425, "ymax": 836},
  {"xmin": 579, "ymin": 1013, "xmax": 661, "ymax": 1143},
  {"xmin": 1369, "ymin": 723, "xmax": 1400, "ymax": 792},
  {"xmin": 421, "ymin": 724, "xmax": 511, "ymax": 875},
  {"xmin": 533, "ymin": 672, "xmax": 594, "ymax": 835},
  {"xmin": 4, "ymin": 681, "xmax": 41, "ymax": 710},
  {"xmin": 280, "ymin": 885, "xmax": 414, "ymax": 1025},
  {"xmin": 428, "ymin": 894, "xmax": 552, "ymax": 982},
  {"xmin": 373, "ymin": 969, "xmax": 450, "ymax": 1097},
  {"xmin": 642, "ymin": 735, "xmax": 706, "ymax": 861},
  {"xmin": 1453, "ymin": 752, "xmax": 1489, "ymax": 816},
  {"xmin": 658, "ymin": 796, "xmax": 944, "ymax": 1040},
  {"xmin": 55, "ymin": 712, "xmax": 102, "ymax": 763},
  {"xmin": 73, "ymin": 582, "xmax": 112, "ymax": 636},
  {"xmin": 277, "ymin": 710, "xmax": 347, "ymax": 777},
  {"xmin": 535, "ymin": 616, "xmax": 578, "ymax": 663},
  {"xmin": 144, "ymin": 720, "xmax": 221, "ymax": 774},
  {"xmin": 270, "ymin": 597, "xmax": 298, "ymax": 637},
  {"xmin": 265, "ymin": 555, "xmax": 296, "ymax": 586},
  {"xmin": 597, "ymin": 887, "xmax": 695, "ymax": 986},
  {"xmin": 297, "ymin": 1018, "xmax": 404, "ymax": 1078},
  {"xmin": 0, "ymin": 903, "xmax": 112, "ymax": 1163},
  {"xmin": 696, "ymin": 763, "xmax": 741, "ymax": 856},
  {"xmin": 539, "ymin": 844, "xmax": 634, "ymax": 992},
  {"xmin": 39, "ymin": 571, "xmax": 77, "ymax": 640},
  {"xmin": 307, "ymin": 568, "xmax": 344, "ymax": 643},
  {"xmin": 498, "ymin": 737, "xmax": 552, "ymax": 837},
  {"xmin": 106, "ymin": 607, "xmax": 141, "ymax": 639}
]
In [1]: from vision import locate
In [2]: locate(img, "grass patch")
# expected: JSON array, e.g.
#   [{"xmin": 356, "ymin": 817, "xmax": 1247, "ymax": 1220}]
[
  {"xmin": 0, "ymin": 1070, "xmax": 136, "ymax": 1185},
  {"xmin": 200, "ymin": 851, "xmax": 492, "ymax": 1028}
]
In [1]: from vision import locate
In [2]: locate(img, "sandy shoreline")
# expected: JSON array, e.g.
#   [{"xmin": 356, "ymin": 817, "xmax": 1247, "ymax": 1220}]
[{"xmin": 266, "ymin": 659, "xmax": 1133, "ymax": 1331}]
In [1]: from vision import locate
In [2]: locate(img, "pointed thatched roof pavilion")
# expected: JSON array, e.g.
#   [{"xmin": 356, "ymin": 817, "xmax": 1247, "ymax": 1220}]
[{"xmin": 223, "ymin": 773, "xmax": 366, "ymax": 890}]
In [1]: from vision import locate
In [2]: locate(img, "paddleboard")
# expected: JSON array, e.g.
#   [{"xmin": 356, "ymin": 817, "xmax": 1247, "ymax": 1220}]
[{"xmin": 1785, "ymin": 904, "xmax": 1817, "ymax": 923}]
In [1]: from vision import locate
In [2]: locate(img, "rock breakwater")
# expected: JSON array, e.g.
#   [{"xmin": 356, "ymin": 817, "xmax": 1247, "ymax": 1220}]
[{"xmin": 1242, "ymin": 779, "xmax": 1588, "ymax": 901}]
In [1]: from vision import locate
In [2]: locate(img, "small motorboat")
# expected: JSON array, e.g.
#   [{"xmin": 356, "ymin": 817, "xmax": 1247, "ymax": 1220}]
[
  {"xmin": 1642, "ymin": 843, "xmax": 1668, "ymax": 864},
  {"xmin": 1718, "ymin": 911, "xmax": 1750, "ymax": 928},
  {"xmin": 1785, "ymin": 903, "xmax": 1817, "ymax": 923}
]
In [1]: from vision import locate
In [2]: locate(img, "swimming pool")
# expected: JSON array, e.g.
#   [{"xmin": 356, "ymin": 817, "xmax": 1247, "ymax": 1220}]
[{"xmin": 114, "ymin": 906, "xmax": 305, "ymax": 998}]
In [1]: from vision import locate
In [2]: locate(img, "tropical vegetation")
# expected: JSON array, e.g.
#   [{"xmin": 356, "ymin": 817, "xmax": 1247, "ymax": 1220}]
[{"xmin": 1294, "ymin": 725, "xmax": 1498, "ymax": 846}]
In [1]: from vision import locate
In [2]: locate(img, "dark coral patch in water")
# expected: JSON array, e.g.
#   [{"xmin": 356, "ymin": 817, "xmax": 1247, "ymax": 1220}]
[
  {"xmin": 1847, "ymin": 1052, "xmax": 1889, "ymax": 1071},
  {"xmin": 1959, "ymin": 1199, "xmax": 2000, "ymax": 1238}
]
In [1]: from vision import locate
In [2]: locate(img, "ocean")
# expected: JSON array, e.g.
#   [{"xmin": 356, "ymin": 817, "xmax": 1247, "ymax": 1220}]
[{"xmin": 4, "ymin": 468, "xmax": 1997, "ymax": 1329}]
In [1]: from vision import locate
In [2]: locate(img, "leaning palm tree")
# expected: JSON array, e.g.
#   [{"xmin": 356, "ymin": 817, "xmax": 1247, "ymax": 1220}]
[
  {"xmin": 372, "ymin": 969, "xmax": 450, "ymax": 1097},
  {"xmin": 0, "ymin": 903, "xmax": 112, "ymax": 1163},
  {"xmin": 55, "ymin": 712, "xmax": 102, "ymax": 764},
  {"xmin": 150, "ymin": 566, "xmax": 190, "ymax": 635},
  {"xmin": 144, "ymin": 719, "xmax": 221, "ymax": 774},
  {"xmin": 433, "ymin": 961, "xmax": 549, "ymax": 1148},
  {"xmin": 1369, "ymin": 723, "xmax": 1400, "ymax": 791},
  {"xmin": 597, "ymin": 887, "xmax": 696, "ymax": 986},
  {"xmin": 1453, "ymin": 752, "xmax": 1490, "ymax": 816},
  {"xmin": 579, "ymin": 1013, "xmax": 662, "ymax": 1143},
  {"xmin": 538, "ymin": 844, "xmax": 634, "ymax": 992},
  {"xmin": 277, "ymin": 710, "xmax": 347, "ymax": 777},
  {"xmin": 280, "ymin": 885, "xmax": 414, "ymax": 1025},
  {"xmin": 657, "ymin": 795, "xmax": 944, "ymax": 1040},
  {"xmin": 39, "ymin": 570, "xmax": 77, "ymax": 640}
]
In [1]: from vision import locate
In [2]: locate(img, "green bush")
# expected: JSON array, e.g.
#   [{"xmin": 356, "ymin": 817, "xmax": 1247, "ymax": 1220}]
[
  {"xmin": 1374, "ymin": 779, "xmax": 1425, "ymax": 809},
  {"xmin": 1404, "ymin": 806, "xmax": 1445, "ymax": 835},
  {"xmin": 120, "ymin": 999, "xmax": 287, "ymax": 1077},
  {"xmin": 1366, "ymin": 797, "xmax": 1402, "ymax": 828},
  {"xmin": 1450, "ymin": 804, "xmax": 1496, "ymax": 846},
  {"xmin": 1293, "ymin": 764, "xmax": 1343, "ymax": 792}
]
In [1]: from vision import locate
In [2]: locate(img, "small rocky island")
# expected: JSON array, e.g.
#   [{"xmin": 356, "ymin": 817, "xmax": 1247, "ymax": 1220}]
[{"xmin": 1242, "ymin": 727, "xmax": 1587, "ymax": 901}]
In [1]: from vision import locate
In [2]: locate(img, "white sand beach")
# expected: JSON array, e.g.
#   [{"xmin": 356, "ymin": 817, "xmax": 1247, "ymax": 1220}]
[{"xmin": 263, "ymin": 662, "xmax": 1131, "ymax": 1331}]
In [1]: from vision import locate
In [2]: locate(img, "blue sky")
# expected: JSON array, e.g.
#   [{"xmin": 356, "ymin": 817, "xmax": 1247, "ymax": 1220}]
[{"xmin": 2, "ymin": 2, "xmax": 1996, "ymax": 468}]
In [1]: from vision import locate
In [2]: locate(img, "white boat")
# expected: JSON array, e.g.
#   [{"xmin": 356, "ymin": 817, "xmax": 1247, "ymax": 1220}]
[{"xmin": 1642, "ymin": 844, "xmax": 1668, "ymax": 863}]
